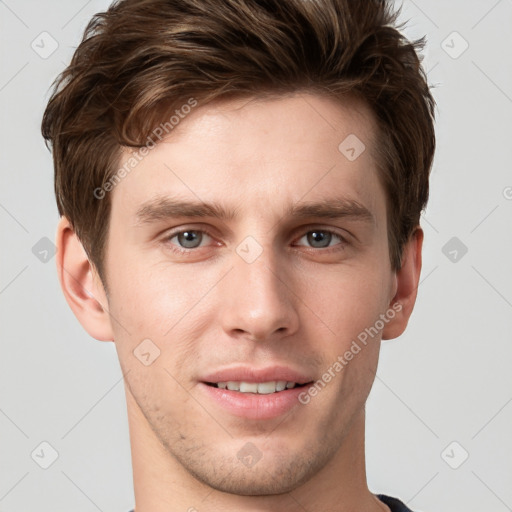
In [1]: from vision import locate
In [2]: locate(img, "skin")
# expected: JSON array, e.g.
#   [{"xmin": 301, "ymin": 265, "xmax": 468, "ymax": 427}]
[{"xmin": 56, "ymin": 92, "xmax": 423, "ymax": 512}]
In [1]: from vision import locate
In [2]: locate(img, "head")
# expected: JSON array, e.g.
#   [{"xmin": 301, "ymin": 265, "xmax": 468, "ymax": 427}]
[{"xmin": 42, "ymin": 0, "xmax": 435, "ymax": 501}]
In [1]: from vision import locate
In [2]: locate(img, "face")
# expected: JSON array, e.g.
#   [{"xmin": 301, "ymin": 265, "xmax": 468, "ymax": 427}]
[{"xmin": 104, "ymin": 93, "xmax": 397, "ymax": 495}]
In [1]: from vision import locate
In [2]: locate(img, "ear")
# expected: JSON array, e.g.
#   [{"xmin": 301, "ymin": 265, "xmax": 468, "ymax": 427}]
[
  {"xmin": 382, "ymin": 226, "xmax": 423, "ymax": 340},
  {"xmin": 55, "ymin": 216, "xmax": 114, "ymax": 341}
]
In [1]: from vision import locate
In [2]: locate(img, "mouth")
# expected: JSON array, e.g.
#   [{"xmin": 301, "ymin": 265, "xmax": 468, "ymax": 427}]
[
  {"xmin": 204, "ymin": 380, "xmax": 313, "ymax": 394},
  {"xmin": 198, "ymin": 365, "xmax": 315, "ymax": 419}
]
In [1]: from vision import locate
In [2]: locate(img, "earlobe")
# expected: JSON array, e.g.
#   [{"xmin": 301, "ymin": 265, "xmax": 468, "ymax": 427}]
[
  {"xmin": 382, "ymin": 227, "xmax": 423, "ymax": 341},
  {"xmin": 55, "ymin": 216, "xmax": 114, "ymax": 341}
]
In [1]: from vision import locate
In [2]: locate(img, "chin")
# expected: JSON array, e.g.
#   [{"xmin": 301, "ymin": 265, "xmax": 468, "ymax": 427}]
[
  {"xmin": 186, "ymin": 458, "xmax": 311, "ymax": 496},
  {"xmin": 165, "ymin": 435, "xmax": 335, "ymax": 497}
]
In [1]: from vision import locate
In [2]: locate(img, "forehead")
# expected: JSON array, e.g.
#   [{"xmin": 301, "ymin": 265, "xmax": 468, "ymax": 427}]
[
  {"xmin": 112, "ymin": 92, "xmax": 385, "ymax": 225},
  {"xmin": 158, "ymin": 92, "xmax": 379, "ymax": 162}
]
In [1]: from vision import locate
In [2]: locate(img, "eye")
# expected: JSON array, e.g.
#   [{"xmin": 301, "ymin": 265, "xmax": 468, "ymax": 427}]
[
  {"xmin": 164, "ymin": 229, "xmax": 214, "ymax": 253},
  {"xmin": 161, "ymin": 226, "xmax": 348, "ymax": 257},
  {"xmin": 295, "ymin": 229, "xmax": 347, "ymax": 250}
]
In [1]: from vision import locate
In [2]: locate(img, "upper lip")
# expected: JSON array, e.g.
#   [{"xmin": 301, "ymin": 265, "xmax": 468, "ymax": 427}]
[{"xmin": 201, "ymin": 365, "xmax": 314, "ymax": 385}]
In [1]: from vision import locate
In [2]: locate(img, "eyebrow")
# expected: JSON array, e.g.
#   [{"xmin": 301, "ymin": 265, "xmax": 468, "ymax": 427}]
[{"xmin": 135, "ymin": 196, "xmax": 375, "ymax": 226}]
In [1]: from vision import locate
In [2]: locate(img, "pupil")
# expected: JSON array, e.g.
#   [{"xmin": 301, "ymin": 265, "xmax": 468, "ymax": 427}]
[
  {"xmin": 308, "ymin": 231, "xmax": 330, "ymax": 248},
  {"xmin": 179, "ymin": 231, "xmax": 201, "ymax": 248}
]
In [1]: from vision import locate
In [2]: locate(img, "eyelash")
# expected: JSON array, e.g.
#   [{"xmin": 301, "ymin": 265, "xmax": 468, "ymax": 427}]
[{"xmin": 162, "ymin": 226, "xmax": 349, "ymax": 256}]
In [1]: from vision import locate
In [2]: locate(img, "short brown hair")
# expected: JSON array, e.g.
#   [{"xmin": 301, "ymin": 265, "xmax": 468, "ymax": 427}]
[{"xmin": 42, "ymin": 0, "xmax": 436, "ymax": 284}]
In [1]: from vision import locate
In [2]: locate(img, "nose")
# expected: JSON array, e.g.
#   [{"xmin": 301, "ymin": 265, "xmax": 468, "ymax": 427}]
[{"xmin": 218, "ymin": 243, "xmax": 300, "ymax": 342}]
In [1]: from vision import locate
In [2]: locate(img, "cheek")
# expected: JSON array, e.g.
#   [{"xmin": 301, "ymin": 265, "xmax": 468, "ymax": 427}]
[
  {"xmin": 300, "ymin": 261, "xmax": 391, "ymax": 343},
  {"xmin": 106, "ymin": 259, "xmax": 219, "ymax": 379},
  {"xmin": 107, "ymin": 255, "xmax": 205, "ymax": 334}
]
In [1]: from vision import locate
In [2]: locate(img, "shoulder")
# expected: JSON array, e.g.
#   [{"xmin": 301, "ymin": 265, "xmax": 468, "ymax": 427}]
[{"xmin": 377, "ymin": 494, "xmax": 417, "ymax": 512}]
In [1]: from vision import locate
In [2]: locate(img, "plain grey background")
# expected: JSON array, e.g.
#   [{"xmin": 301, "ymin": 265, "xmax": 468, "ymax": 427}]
[{"xmin": 1, "ymin": 1, "xmax": 511, "ymax": 511}]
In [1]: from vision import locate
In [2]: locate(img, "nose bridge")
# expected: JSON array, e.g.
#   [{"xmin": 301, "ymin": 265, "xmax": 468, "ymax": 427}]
[{"xmin": 220, "ymin": 235, "xmax": 299, "ymax": 341}]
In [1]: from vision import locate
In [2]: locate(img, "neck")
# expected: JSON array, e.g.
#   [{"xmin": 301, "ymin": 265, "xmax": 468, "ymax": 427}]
[{"xmin": 125, "ymin": 386, "xmax": 388, "ymax": 512}]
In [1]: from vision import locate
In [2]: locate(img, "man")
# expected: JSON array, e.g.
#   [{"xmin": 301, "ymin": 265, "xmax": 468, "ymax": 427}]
[{"xmin": 42, "ymin": 0, "xmax": 435, "ymax": 510}]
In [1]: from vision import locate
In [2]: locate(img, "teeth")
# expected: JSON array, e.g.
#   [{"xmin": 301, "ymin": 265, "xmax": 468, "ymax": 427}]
[
  {"xmin": 257, "ymin": 381, "xmax": 276, "ymax": 394},
  {"xmin": 240, "ymin": 382, "xmax": 258, "ymax": 393},
  {"xmin": 216, "ymin": 380, "xmax": 297, "ymax": 393},
  {"xmin": 276, "ymin": 380, "xmax": 287, "ymax": 391}
]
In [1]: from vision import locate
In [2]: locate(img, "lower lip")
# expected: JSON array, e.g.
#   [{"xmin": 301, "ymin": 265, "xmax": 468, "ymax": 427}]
[{"xmin": 198, "ymin": 382, "xmax": 309, "ymax": 420}]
